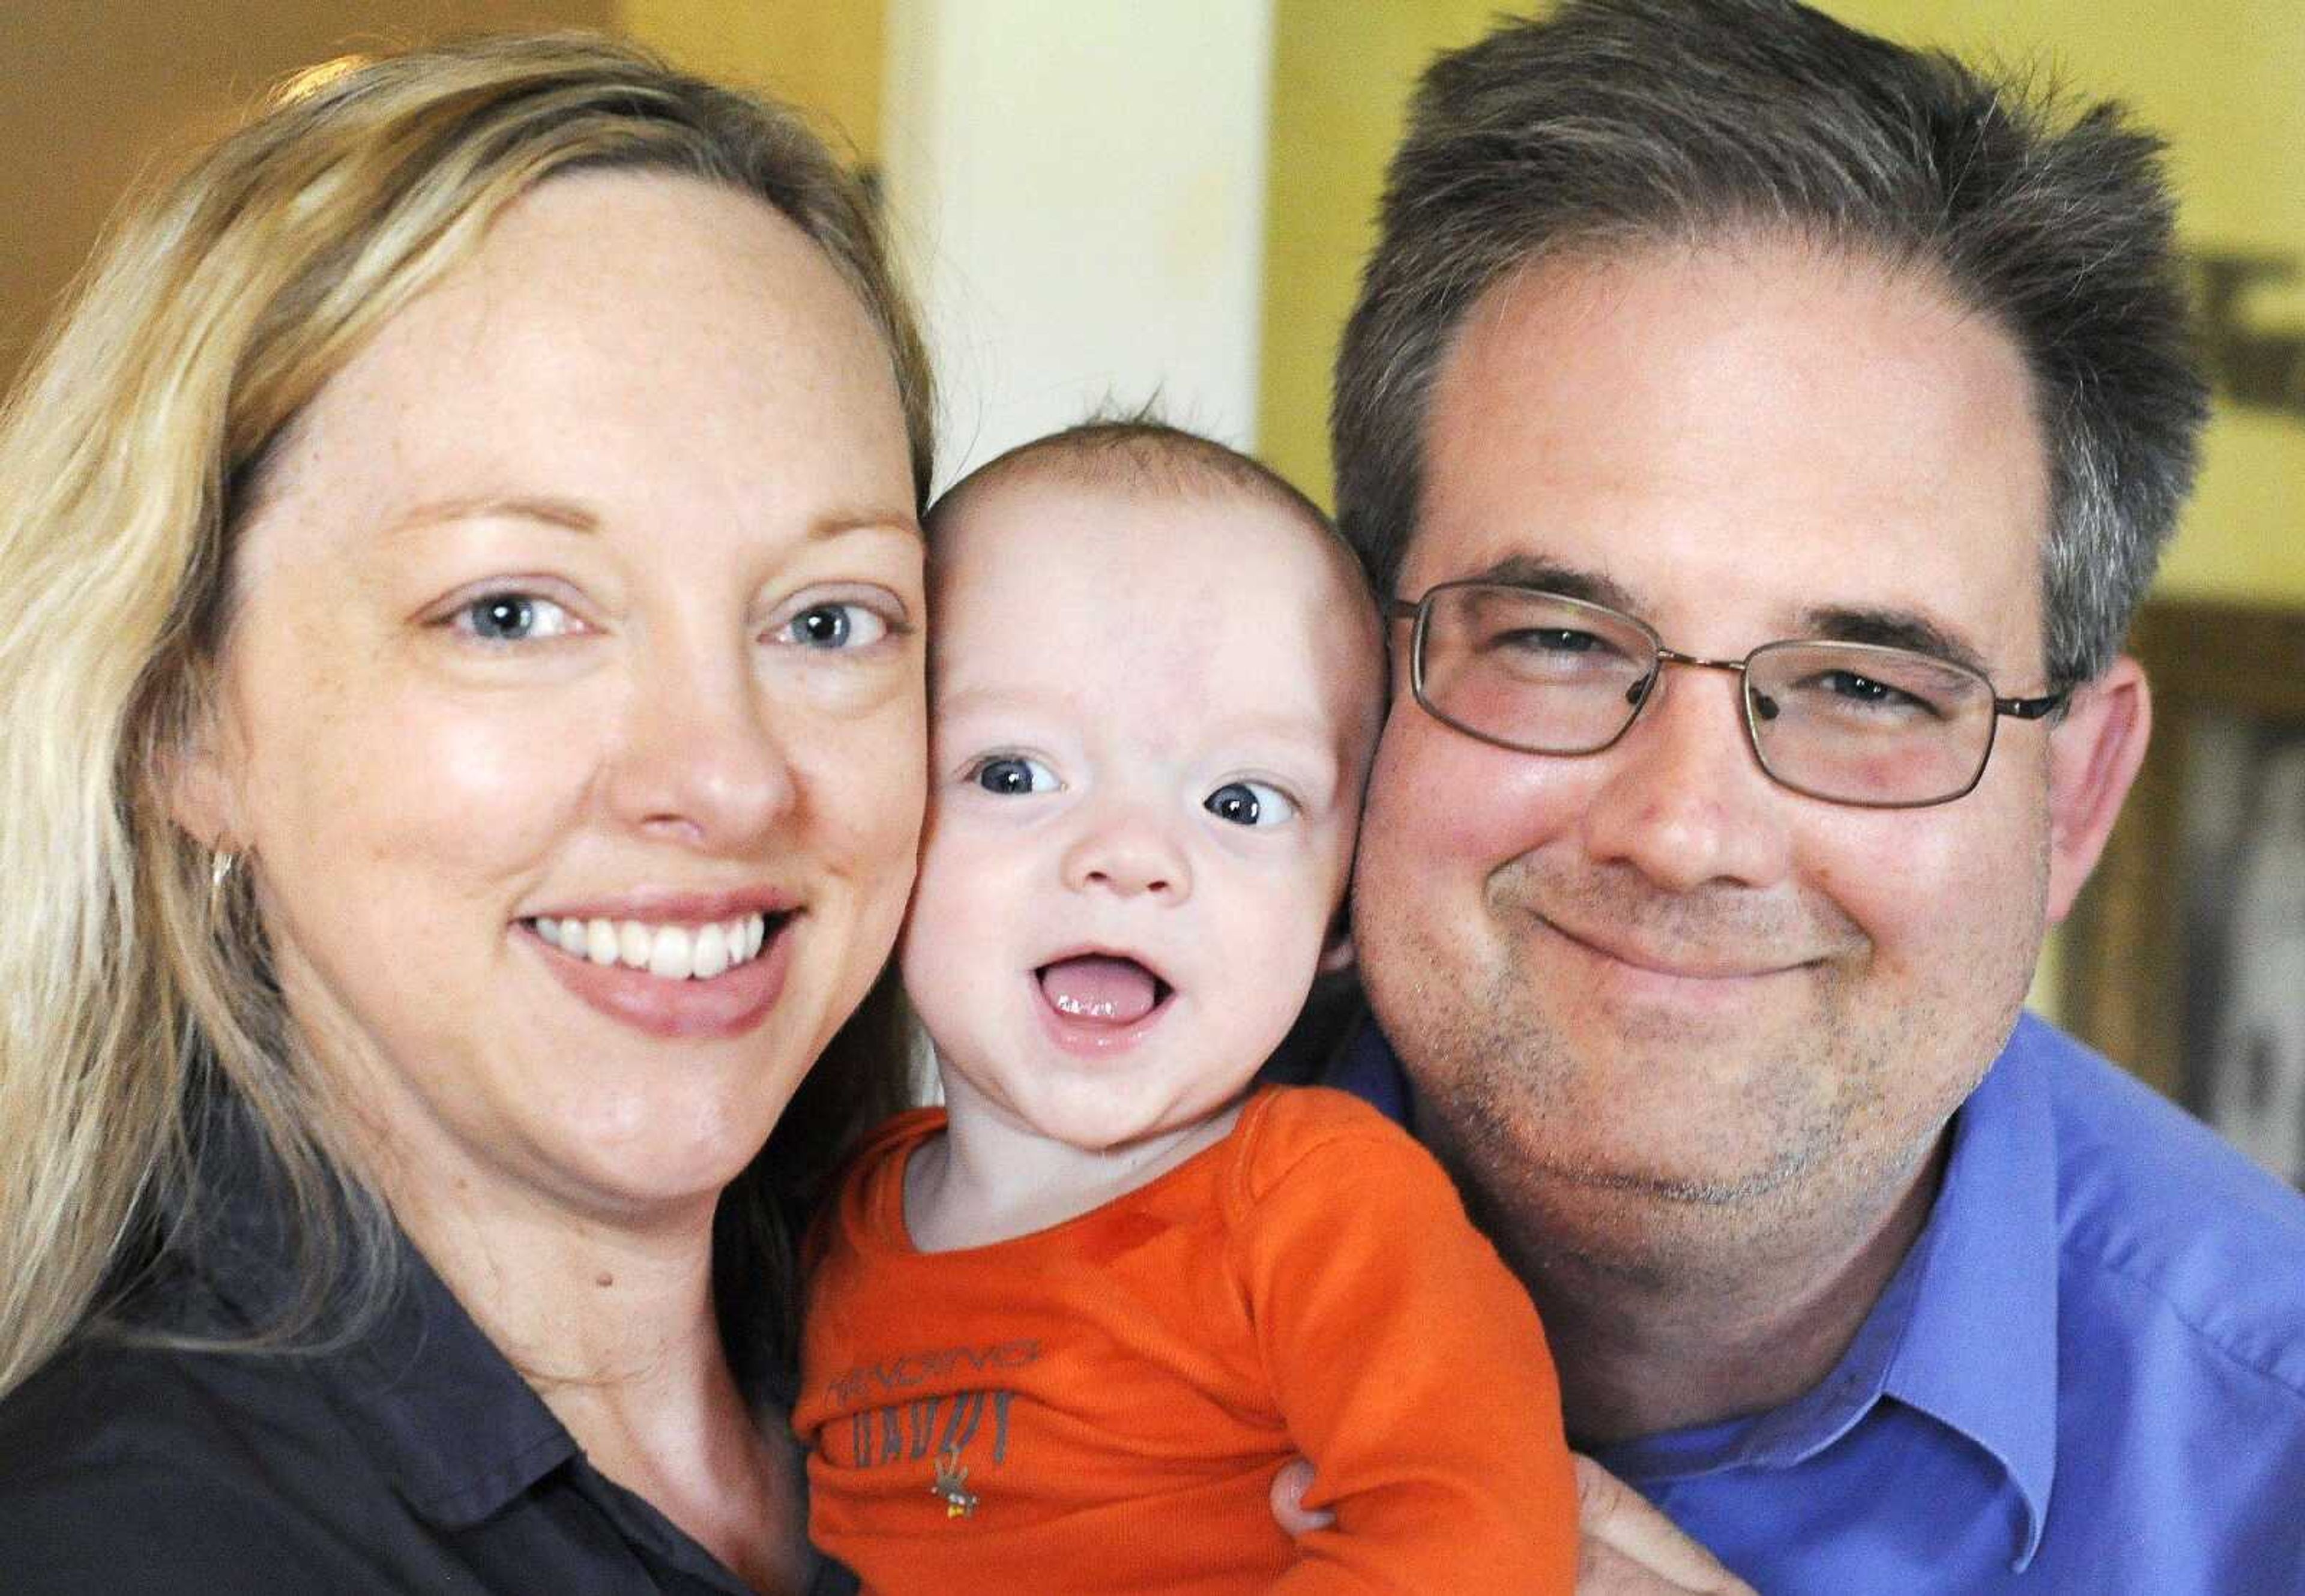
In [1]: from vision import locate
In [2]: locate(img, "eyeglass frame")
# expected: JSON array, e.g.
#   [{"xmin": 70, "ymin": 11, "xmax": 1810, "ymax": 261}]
[{"xmin": 1384, "ymin": 581, "xmax": 2073, "ymax": 810}]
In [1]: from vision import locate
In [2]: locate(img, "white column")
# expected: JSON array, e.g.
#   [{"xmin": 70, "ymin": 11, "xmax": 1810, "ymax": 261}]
[{"xmin": 881, "ymin": 0, "xmax": 1276, "ymax": 490}]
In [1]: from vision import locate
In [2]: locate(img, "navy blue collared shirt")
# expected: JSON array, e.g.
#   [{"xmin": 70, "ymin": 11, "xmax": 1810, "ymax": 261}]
[
  {"xmin": 1331, "ymin": 1012, "xmax": 2305, "ymax": 1591},
  {"xmin": 0, "ymin": 1158, "xmax": 855, "ymax": 1594}
]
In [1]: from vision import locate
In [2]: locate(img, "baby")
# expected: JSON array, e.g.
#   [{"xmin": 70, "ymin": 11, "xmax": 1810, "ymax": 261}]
[{"xmin": 794, "ymin": 421, "xmax": 1576, "ymax": 1593}]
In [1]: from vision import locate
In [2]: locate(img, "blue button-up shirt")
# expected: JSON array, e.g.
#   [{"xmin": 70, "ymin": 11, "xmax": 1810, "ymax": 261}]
[{"xmin": 1331, "ymin": 1013, "xmax": 2305, "ymax": 1592}]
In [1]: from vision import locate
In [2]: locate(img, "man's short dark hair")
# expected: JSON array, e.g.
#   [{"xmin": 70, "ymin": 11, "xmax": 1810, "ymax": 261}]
[{"xmin": 1333, "ymin": 0, "xmax": 2208, "ymax": 686}]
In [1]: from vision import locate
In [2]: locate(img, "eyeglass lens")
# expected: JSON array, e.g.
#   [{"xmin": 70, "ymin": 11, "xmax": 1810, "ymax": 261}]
[{"xmin": 1414, "ymin": 586, "xmax": 2000, "ymax": 807}]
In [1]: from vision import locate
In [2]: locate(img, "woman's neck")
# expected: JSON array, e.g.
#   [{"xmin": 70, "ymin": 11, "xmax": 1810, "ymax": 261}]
[{"xmin": 385, "ymin": 1175, "xmax": 810, "ymax": 1594}]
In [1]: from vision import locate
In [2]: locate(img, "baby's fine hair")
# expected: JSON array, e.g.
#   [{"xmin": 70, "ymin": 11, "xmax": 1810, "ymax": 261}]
[{"xmin": 927, "ymin": 411, "xmax": 1359, "ymax": 595}]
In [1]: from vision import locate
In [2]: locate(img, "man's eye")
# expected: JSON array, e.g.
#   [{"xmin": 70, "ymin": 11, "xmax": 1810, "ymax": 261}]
[
  {"xmin": 783, "ymin": 603, "xmax": 891, "ymax": 650},
  {"xmin": 969, "ymin": 755, "xmax": 1059, "ymax": 796},
  {"xmin": 1519, "ymin": 627, "xmax": 1600, "ymax": 653},
  {"xmin": 1204, "ymin": 780, "xmax": 1297, "ymax": 828},
  {"xmin": 1815, "ymin": 670, "xmax": 1932, "ymax": 715},
  {"xmin": 457, "ymin": 592, "xmax": 576, "ymax": 642}
]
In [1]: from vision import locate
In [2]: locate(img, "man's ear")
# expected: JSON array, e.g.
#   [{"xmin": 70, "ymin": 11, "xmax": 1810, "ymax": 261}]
[{"xmin": 2045, "ymin": 654, "xmax": 2151, "ymax": 924}]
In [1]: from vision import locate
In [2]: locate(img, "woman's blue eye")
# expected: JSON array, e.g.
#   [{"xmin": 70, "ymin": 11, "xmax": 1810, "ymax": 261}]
[
  {"xmin": 971, "ymin": 755, "xmax": 1058, "ymax": 795},
  {"xmin": 459, "ymin": 593, "xmax": 574, "ymax": 642},
  {"xmin": 1205, "ymin": 780, "xmax": 1297, "ymax": 828},
  {"xmin": 785, "ymin": 603, "xmax": 891, "ymax": 650}
]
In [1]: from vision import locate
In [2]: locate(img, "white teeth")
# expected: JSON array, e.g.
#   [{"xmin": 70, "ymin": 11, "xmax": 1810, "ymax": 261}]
[
  {"xmin": 692, "ymin": 923, "xmax": 729, "ymax": 980},
  {"xmin": 531, "ymin": 912, "xmax": 774, "ymax": 981},
  {"xmin": 647, "ymin": 924, "xmax": 692, "ymax": 979}
]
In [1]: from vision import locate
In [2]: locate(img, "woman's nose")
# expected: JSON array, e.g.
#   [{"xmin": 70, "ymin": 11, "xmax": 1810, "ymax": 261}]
[
  {"xmin": 1060, "ymin": 803, "xmax": 1192, "ymax": 902},
  {"xmin": 603, "ymin": 648, "xmax": 798, "ymax": 851}
]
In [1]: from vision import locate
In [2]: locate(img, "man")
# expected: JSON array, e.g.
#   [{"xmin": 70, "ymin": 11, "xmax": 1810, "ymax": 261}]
[{"xmin": 1322, "ymin": 1, "xmax": 2305, "ymax": 1589}]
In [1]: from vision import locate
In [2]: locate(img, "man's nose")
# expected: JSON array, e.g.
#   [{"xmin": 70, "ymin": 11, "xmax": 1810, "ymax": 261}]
[
  {"xmin": 1060, "ymin": 800, "xmax": 1192, "ymax": 902},
  {"xmin": 1579, "ymin": 662, "xmax": 1793, "ymax": 892}
]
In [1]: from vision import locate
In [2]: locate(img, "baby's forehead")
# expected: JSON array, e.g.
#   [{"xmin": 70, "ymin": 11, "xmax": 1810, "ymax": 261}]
[
  {"xmin": 927, "ymin": 462, "xmax": 1387, "ymax": 762},
  {"xmin": 932, "ymin": 458, "xmax": 1362, "ymax": 608}
]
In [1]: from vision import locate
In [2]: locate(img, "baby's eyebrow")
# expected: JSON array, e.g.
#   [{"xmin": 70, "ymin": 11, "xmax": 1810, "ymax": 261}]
[{"xmin": 930, "ymin": 682, "xmax": 1071, "ymax": 721}]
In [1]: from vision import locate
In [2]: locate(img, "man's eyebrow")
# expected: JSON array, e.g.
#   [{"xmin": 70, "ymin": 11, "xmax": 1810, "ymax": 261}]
[
  {"xmin": 384, "ymin": 495, "xmax": 600, "ymax": 538},
  {"xmin": 1444, "ymin": 554, "xmax": 1644, "ymax": 616},
  {"xmin": 1795, "ymin": 606, "xmax": 1993, "ymax": 676}
]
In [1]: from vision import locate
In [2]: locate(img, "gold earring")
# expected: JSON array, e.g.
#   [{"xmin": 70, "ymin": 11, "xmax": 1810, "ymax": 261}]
[{"xmin": 207, "ymin": 849, "xmax": 242, "ymax": 924}]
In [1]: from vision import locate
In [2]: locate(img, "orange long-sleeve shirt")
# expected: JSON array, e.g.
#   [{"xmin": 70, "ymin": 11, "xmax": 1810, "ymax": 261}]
[{"xmin": 795, "ymin": 1086, "xmax": 1576, "ymax": 1594}]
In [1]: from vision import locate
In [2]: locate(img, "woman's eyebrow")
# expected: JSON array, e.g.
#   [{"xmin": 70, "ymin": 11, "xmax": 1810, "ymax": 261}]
[
  {"xmin": 807, "ymin": 507, "xmax": 925, "ymax": 543},
  {"xmin": 382, "ymin": 495, "xmax": 601, "ymax": 538}
]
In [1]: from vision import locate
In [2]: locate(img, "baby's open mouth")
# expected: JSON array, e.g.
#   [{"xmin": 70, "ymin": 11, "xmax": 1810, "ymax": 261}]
[
  {"xmin": 1035, "ymin": 954, "xmax": 1172, "ymax": 1025},
  {"xmin": 528, "ymin": 912, "xmax": 788, "ymax": 981}
]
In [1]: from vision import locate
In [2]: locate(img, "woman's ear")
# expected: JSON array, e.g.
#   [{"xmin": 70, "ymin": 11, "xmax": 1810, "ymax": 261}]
[
  {"xmin": 161, "ymin": 696, "xmax": 245, "ymax": 854},
  {"xmin": 2045, "ymin": 654, "xmax": 2151, "ymax": 925}
]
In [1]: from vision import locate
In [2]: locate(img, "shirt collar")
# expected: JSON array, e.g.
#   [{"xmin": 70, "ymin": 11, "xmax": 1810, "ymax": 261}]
[
  {"xmin": 1330, "ymin": 1015, "xmax": 1414, "ymax": 1124},
  {"xmin": 1340, "ymin": 1010, "xmax": 2063, "ymax": 1568},
  {"xmin": 1876, "ymin": 1013, "xmax": 2062, "ymax": 1568},
  {"xmin": 335, "ymin": 1243, "xmax": 580, "ymax": 1528},
  {"xmin": 185, "ymin": 1127, "xmax": 578, "ymax": 1529}
]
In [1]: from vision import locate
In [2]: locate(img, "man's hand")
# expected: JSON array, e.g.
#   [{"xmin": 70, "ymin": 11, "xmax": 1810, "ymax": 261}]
[
  {"xmin": 1268, "ymin": 1455, "xmax": 1758, "ymax": 1594},
  {"xmin": 1573, "ymin": 1456, "xmax": 1756, "ymax": 1594}
]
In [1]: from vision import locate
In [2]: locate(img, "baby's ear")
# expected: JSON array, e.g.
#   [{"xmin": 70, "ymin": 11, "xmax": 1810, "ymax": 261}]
[{"xmin": 1315, "ymin": 905, "xmax": 1355, "ymax": 976}]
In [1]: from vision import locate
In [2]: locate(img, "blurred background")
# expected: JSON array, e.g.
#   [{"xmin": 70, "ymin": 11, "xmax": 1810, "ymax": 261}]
[{"xmin": 4, "ymin": 1, "xmax": 2299, "ymax": 1169}]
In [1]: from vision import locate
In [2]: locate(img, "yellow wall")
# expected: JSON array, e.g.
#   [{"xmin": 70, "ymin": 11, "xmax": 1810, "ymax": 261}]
[
  {"xmin": 1259, "ymin": 0, "xmax": 2305, "ymax": 612},
  {"xmin": 1258, "ymin": 1, "xmax": 1499, "ymax": 500},
  {"xmin": 617, "ymin": 0, "xmax": 885, "ymax": 163}
]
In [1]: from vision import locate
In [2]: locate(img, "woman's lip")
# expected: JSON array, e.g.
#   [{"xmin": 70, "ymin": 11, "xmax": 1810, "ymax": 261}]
[
  {"xmin": 523, "ymin": 915, "xmax": 794, "ymax": 1040},
  {"xmin": 520, "ymin": 887, "xmax": 800, "ymax": 923}
]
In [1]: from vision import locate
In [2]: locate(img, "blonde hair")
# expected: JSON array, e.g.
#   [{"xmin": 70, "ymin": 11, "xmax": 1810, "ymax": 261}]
[{"xmin": 0, "ymin": 32, "xmax": 932, "ymax": 1403}]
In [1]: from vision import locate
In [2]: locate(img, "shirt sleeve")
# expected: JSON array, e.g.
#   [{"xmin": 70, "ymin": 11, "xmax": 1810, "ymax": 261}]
[{"xmin": 1227, "ymin": 1091, "xmax": 1578, "ymax": 1593}]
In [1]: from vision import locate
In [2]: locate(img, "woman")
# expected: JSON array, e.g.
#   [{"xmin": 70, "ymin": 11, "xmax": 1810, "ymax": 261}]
[{"xmin": 0, "ymin": 35, "xmax": 930, "ymax": 1592}]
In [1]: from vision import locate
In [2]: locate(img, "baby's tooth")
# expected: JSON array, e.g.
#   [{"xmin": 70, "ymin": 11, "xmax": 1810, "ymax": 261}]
[
  {"xmin": 586, "ymin": 918, "xmax": 619, "ymax": 966},
  {"xmin": 618, "ymin": 921, "xmax": 651, "ymax": 969},
  {"xmin": 693, "ymin": 922, "xmax": 729, "ymax": 979},
  {"xmin": 648, "ymin": 924, "xmax": 693, "ymax": 980}
]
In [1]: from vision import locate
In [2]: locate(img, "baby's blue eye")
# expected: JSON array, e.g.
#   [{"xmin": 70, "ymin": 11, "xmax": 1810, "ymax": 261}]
[
  {"xmin": 1205, "ymin": 780, "xmax": 1296, "ymax": 828},
  {"xmin": 459, "ymin": 592, "xmax": 575, "ymax": 642},
  {"xmin": 971, "ymin": 755, "xmax": 1059, "ymax": 796}
]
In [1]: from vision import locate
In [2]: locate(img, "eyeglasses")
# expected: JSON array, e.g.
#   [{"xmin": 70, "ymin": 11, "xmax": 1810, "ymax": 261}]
[{"xmin": 1387, "ymin": 583, "xmax": 2070, "ymax": 809}]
